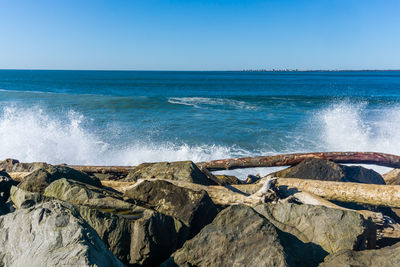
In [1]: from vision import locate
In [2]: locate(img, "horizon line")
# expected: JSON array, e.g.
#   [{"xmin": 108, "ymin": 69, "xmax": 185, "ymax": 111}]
[{"xmin": 1, "ymin": 68, "xmax": 400, "ymax": 72}]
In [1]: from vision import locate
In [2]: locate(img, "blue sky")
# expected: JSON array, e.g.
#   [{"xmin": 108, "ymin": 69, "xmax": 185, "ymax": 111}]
[{"xmin": 0, "ymin": 0, "xmax": 399, "ymax": 70}]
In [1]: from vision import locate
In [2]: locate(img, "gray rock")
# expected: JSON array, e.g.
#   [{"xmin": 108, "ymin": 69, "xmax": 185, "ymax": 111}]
[
  {"xmin": 0, "ymin": 170, "xmax": 18, "ymax": 201},
  {"xmin": 0, "ymin": 158, "xmax": 49, "ymax": 172},
  {"xmin": 18, "ymin": 165, "xmax": 101, "ymax": 193},
  {"xmin": 274, "ymin": 158, "xmax": 385, "ymax": 184},
  {"xmin": 124, "ymin": 161, "xmax": 216, "ymax": 185},
  {"xmin": 76, "ymin": 202, "xmax": 189, "ymax": 266},
  {"xmin": 11, "ymin": 186, "xmax": 189, "ymax": 266},
  {"xmin": 0, "ymin": 200, "xmax": 123, "ymax": 267},
  {"xmin": 123, "ymin": 179, "xmax": 218, "ymax": 236},
  {"xmin": 10, "ymin": 185, "xmax": 51, "ymax": 209},
  {"xmin": 320, "ymin": 242, "xmax": 400, "ymax": 267},
  {"xmin": 254, "ymin": 202, "xmax": 376, "ymax": 255},
  {"xmin": 166, "ymin": 204, "xmax": 288, "ymax": 267},
  {"xmin": 44, "ymin": 178, "xmax": 136, "ymax": 212}
]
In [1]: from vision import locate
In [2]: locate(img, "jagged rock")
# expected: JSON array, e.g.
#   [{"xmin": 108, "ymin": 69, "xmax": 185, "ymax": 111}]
[
  {"xmin": 18, "ymin": 165, "xmax": 101, "ymax": 193},
  {"xmin": 10, "ymin": 185, "xmax": 51, "ymax": 209},
  {"xmin": 77, "ymin": 203, "xmax": 189, "ymax": 266},
  {"xmin": 124, "ymin": 161, "xmax": 216, "ymax": 185},
  {"xmin": 320, "ymin": 242, "xmax": 400, "ymax": 267},
  {"xmin": 11, "ymin": 186, "xmax": 189, "ymax": 266},
  {"xmin": 0, "ymin": 200, "xmax": 123, "ymax": 266},
  {"xmin": 124, "ymin": 179, "xmax": 218, "ymax": 236},
  {"xmin": 44, "ymin": 178, "xmax": 136, "ymax": 212},
  {"xmin": 382, "ymin": 168, "xmax": 400, "ymax": 185},
  {"xmin": 254, "ymin": 202, "xmax": 376, "ymax": 255},
  {"xmin": 215, "ymin": 174, "xmax": 243, "ymax": 185},
  {"xmin": 274, "ymin": 158, "xmax": 385, "ymax": 184},
  {"xmin": 0, "ymin": 158, "xmax": 49, "ymax": 172},
  {"xmin": 0, "ymin": 170, "xmax": 18, "ymax": 201},
  {"xmin": 164, "ymin": 204, "xmax": 288, "ymax": 267}
]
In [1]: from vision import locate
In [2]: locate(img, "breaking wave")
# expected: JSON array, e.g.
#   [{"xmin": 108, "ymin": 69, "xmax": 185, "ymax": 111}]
[{"xmin": 0, "ymin": 105, "xmax": 246, "ymax": 166}]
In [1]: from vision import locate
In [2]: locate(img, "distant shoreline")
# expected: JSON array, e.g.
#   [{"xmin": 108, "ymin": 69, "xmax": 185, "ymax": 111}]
[{"xmin": 240, "ymin": 69, "xmax": 400, "ymax": 72}]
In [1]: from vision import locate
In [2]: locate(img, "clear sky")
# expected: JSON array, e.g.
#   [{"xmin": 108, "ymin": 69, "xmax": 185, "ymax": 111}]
[{"xmin": 0, "ymin": 0, "xmax": 399, "ymax": 70}]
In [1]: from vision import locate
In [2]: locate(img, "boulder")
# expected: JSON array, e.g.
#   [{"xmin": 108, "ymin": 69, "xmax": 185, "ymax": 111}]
[
  {"xmin": 77, "ymin": 202, "xmax": 189, "ymax": 266},
  {"xmin": 0, "ymin": 170, "xmax": 18, "ymax": 201},
  {"xmin": 10, "ymin": 186, "xmax": 190, "ymax": 266},
  {"xmin": 164, "ymin": 204, "xmax": 288, "ymax": 267},
  {"xmin": 124, "ymin": 161, "xmax": 216, "ymax": 185},
  {"xmin": 18, "ymin": 165, "xmax": 101, "ymax": 193},
  {"xmin": 44, "ymin": 178, "xmax": 135, "ymax": 212},
  {"xmin": 254, "ymin": 203, "xmax": 376, "ymax": 255},
  {"xmin": 10, "ymin": 185, "xmax": 51, "ymax": 209},
  {"xmin": 124, "ymin": 179, "xmax": 218, "ymax": 236},
  {"xmin": 382, "ymin": 168, "xmax": 400, "ymax": 185},
  {"xmin": 320, "ymin": 242, "xmax": 400, "ymax": 267},
  {"xmin": 0, "ymin": 158, "xmax": 49, "ymax": 172},
  {"xmin": 0, "ymin": 200, "xmax": 123, "ymax": 266},
  {"xmin": 274, "ymin": 158, "xmax": 385, "ymax": 184}
]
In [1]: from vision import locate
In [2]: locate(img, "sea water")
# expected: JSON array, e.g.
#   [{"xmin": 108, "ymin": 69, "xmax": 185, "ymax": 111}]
[{"xmin": 1, "ymin": 70, "xmax": 400, "ymax": 178}]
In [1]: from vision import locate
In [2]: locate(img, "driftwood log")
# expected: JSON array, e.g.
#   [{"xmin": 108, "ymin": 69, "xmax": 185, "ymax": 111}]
[
  {"xmin": 67, "ymin": 152, "xmax": 400, "ymax": 174},
  {"xmin": 101, "ymin": 178, "xmax": 400, "ymax": 209},
  {"xmin": 197, "ymin": 152, "xmax": 400, "ymax": 171}
]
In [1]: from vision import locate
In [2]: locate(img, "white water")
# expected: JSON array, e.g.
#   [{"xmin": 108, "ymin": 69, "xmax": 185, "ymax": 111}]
[{"xmin": 1, "ymin": 102, "xmax": 399, "ymax": 178}]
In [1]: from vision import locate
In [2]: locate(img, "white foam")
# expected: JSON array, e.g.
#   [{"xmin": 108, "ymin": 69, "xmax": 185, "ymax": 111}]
[
  {"xmin": 0, "ymin": 105, "xmax": 244, "ymax": 167},
  {"xmin": 168, "ymin": 97, "xmax": 259, "ymax": 110},
  {"xmin": 318, "ymin": 101, "xmax": 400, "ymax": 173}
]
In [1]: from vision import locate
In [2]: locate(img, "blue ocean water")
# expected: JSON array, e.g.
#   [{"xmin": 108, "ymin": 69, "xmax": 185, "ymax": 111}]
[{"xmin": 1, "ymin": 70, "xmax": 400, "ymax": 177}]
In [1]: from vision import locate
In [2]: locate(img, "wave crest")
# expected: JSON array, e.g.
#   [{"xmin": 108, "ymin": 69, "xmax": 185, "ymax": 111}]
[{"xmin": 168, "ymin": 97, "xmax": 259, "ymax": 110}]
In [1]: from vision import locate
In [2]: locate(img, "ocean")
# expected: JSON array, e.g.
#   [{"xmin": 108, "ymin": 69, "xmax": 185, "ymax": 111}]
[{"xmin": 1, "ymin": 70, "xmax": 400, "ymax": 178}]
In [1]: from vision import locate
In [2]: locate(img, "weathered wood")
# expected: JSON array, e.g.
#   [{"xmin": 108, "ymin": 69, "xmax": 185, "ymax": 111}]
[
  {"xmin": 102, "ymin": 178, "xmax": 400, "ymax": 246},
  {"xmin": 102, "ymin": 177, "xmax": 400, "ymax": 209},
  {"xmin": 66, "ymin": 152, "xmax": 400, "ymax": 174},
  {"xmin": 197, "ymin": 152, "xmax": 400, "ymax": 171},
  {"xmin": 275, "ymin": 178, "xmax": 400, "ymax": 208},
  {"xmin": 68, "ymin": 165, "xmax": 136, "ymax": 174}
]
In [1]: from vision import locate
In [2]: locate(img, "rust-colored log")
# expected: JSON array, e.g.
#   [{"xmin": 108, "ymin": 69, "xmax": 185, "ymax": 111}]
[
  {"xmin": 197, "ymin": 152, "xmax": 400, "ymax": 171},
  {"xmin": 67, "ymin": 152, "xmax": 400, "ymax": 174}
]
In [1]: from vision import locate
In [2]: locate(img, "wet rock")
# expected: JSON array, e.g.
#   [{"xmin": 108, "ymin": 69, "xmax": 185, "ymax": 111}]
[
  {"xmin": 274, "ymin": 158, "xmax": 385, "ymax": 184},
  {"xmin": 44, "ymin": 178, "xmax": 135, "ymax": 212},
  {"xmin": 124, "ymin": 179, "xmax": 218, "ymax": 236},
  {"xmin": 124, "ymin": 161, "xmax": 216, "ymax": 185},
  {"xmin": 254, "ymin": 202, "xmax": 376, "ymax": 255},
  {"xmin": 18, "ymin": 165, "xmax": 101, "ymax": 193},
  {"xmin": 0, "ymin": 200, "xmax": 123, "ymax": 266},
  {"xmin": 382, "ymin": 168, "xmax": 400, "ymax": 185},
  {"xmin": 320, "ymin": 242, "xmax": 400, "ymax": 267},
  {"xmin": 0, "ymin": 170, "xmax": 18, "ymax": 201},
  {"xmin": 165, "ymin": 204, "xmax": 288, "ymax": 267}
]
